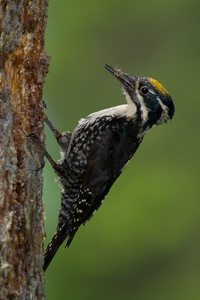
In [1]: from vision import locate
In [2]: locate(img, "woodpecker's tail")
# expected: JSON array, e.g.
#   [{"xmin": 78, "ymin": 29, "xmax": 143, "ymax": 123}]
[{"xmin": 44, "ymin": 224, "xmax": 70, "ymax": 271}]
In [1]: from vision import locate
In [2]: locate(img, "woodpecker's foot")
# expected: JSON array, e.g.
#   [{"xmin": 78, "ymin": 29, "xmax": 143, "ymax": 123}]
[
  {"xmin": 41, "ymin": 101, "xmax": 61, "ymax": 140},
  {"xmin": 27, "ymin": 133, "xmax": 63, "ymax": 174},
  {"xmin": 44, "ymin": 117, "xmax": 72, "ymax": 150},
  {"xmin": 42, "ymin": 100, "xmax": 47, "ymax": 109},
  {"xmin": 34, "ymin": 160, "xmax": 46, "ymax": 173},
  {"xmin": 44, "ymin": 117, "xmax": 61, "ymax": 140}
]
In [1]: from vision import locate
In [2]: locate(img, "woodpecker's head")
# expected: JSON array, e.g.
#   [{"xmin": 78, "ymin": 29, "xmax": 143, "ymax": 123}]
[{"xmin": 104, "ymin": 64, "xmax": 175, "ymax": 127}]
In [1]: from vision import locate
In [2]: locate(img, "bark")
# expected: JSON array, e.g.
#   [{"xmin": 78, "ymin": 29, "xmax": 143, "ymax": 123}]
[{"xmin": 0, "ymin": 0, "xmax": 50, "ymax": 298}]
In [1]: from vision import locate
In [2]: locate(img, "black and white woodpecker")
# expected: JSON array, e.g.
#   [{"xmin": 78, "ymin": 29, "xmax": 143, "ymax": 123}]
[{"xmin": 39, "ymin": 65, "xmax": 175, "ymax": 271}]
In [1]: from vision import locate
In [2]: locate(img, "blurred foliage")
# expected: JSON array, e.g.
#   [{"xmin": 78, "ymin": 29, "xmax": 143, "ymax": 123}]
[{"xmin": 43, "ymin": 0, "xmax": 200, "ymax": 299}]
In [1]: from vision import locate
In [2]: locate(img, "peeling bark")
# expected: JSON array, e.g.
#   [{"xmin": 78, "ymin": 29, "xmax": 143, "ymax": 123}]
[{"xmin": 0, "ymin": 0, "xmax": 49, "ymax": 298}]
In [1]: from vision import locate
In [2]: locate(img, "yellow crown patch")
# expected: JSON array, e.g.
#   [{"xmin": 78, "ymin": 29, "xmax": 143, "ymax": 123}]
[{"xmin": 149, "ymin": 78, "xmax": 169, "ymax": 97}]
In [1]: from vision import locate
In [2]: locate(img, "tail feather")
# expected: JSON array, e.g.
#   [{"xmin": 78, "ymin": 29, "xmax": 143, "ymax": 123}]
[{"xmin": 44, "ymin": 224, "xmax": 70, "ymax": 271}]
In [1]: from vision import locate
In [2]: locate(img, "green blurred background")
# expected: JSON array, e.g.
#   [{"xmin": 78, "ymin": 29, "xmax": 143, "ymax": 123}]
[{"xmin": 43, "ymin": 0, "xmax": 200, "ymax": 299}]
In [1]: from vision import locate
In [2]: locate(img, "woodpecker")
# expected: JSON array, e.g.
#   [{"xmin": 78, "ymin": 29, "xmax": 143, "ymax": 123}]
[{"xmin": 39, "ymin": 65, "xmax": 174, "ymax": 271}]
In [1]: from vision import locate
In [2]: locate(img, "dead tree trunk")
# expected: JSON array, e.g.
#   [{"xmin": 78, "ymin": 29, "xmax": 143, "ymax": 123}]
[{"xmin": 0, "ymin": 0, "xmax": 49, "ymax": 298}]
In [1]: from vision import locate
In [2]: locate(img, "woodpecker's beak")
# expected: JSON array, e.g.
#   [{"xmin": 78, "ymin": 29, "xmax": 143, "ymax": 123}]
[{"xmin": 104, "ymin": 64, "xmax": 136, "ymax": 88}]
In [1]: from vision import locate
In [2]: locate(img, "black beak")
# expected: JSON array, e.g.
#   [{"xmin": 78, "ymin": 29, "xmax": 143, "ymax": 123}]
[{"xmin": 104, "ymin": 64, "xmax": 136, "ymax": 88}]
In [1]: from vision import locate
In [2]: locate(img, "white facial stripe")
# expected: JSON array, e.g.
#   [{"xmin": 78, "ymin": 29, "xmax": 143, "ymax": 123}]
[
  {"xmin": 123, "ymin": 90, "xmax": 137, "ymax": 118},
  {"xmin": 157, "ymin": 98, "xmax": 169, "ymax": 122},
  {"xmin": 136, "ymin": 91, "xmax": 149, "ymax": 123}
]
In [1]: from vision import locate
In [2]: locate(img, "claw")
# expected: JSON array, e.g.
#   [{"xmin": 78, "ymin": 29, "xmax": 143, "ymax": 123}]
[{"xmin": 28, "ymin": 133, "xmax": 63, "ymax": 175}]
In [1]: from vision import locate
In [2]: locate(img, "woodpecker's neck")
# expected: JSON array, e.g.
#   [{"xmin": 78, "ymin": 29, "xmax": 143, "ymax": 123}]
[{"xmin": 78, "ymin": 104, "xmax": 136, "ymax": 127}]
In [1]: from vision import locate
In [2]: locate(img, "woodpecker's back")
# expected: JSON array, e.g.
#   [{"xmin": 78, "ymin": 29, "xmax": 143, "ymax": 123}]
[{"xmin": 44, "ymin": 65, "xmax": 175, "ymax": 271}]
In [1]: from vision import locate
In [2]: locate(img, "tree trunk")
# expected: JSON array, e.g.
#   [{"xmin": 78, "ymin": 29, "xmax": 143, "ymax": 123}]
[{"xmin": 0, "ymin": 0, "xmax": 49, "ymax": 298}]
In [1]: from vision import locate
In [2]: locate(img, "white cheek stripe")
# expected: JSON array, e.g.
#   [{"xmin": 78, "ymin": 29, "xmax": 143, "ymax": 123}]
[
  {"xmin": 123, "ymin": 91, "xmax": 137, "ymax": 118},
  {"xmin": 136, "ymin": 92, "xmax": 149, "ymax": 123},
  {"xmin": 157, "ymin": 98, "xmax": 169, "ymax": 122}
]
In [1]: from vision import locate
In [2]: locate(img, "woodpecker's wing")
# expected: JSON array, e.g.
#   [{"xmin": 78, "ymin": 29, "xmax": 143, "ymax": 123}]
[{"xmin": 77, "ymin": 125, "xmax": 141, "ymax": 225}]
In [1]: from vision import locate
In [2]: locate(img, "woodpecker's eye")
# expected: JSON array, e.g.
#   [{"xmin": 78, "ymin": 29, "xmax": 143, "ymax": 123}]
[{"xmin": 140, "ymin": 86, "xmax": 149, "ymax": 95}]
